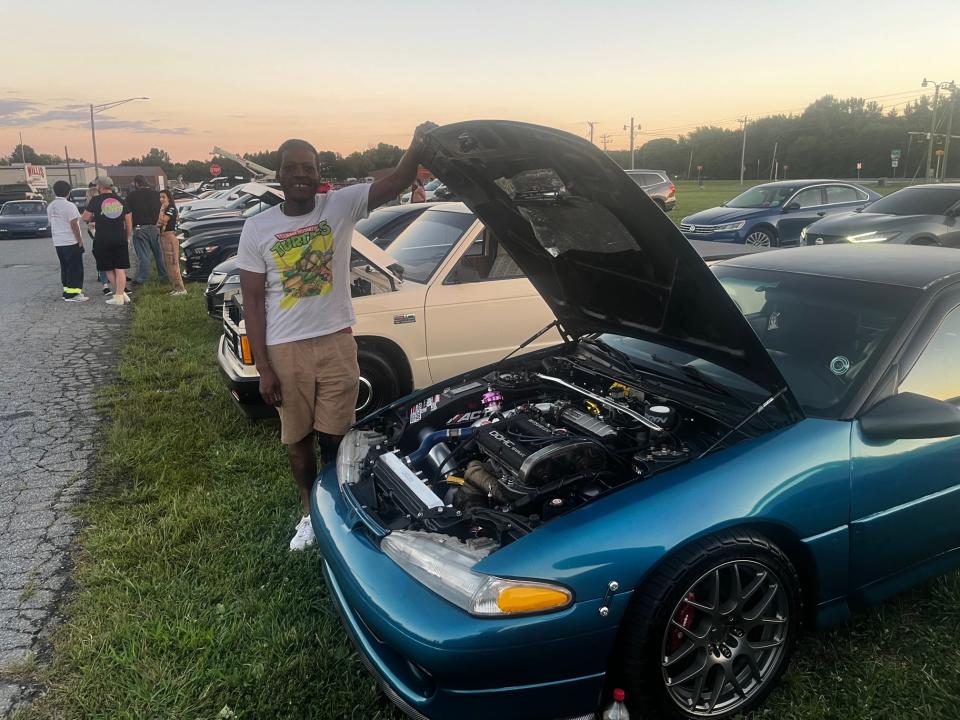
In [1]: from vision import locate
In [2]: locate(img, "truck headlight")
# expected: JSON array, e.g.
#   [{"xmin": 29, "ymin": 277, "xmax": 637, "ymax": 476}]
[{"xmin": 381, "ymin": 530, "xmax": 574, "ymax": 616}]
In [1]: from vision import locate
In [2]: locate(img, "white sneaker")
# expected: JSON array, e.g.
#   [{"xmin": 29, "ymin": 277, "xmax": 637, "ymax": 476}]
[
  {"xmin": 64, "ymin": 294, "xmax": 90, "ymax": 303},
  {"xmin": 105, "ymin": 295, "xmax": 126, "ymax": 306},
  {"xmin": 122, "ymin": 293, "xmax": 132, "ymax": 304},
  {"xmin": 170, "ymin": 289, "xmax": 188, "ymax": 296},
  {"xmin": 289, "ymin": 515, "xmax": 316, "ymax": 551}
]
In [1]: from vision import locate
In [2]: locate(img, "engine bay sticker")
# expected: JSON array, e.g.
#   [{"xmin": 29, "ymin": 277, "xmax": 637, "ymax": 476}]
[
  {"xmin": 446, "ymin": 410, "xmax": 484, "ymax": 425},
  {"xmin": 409, "ymin": 394, "xmax": 441, "ymax": 424}
]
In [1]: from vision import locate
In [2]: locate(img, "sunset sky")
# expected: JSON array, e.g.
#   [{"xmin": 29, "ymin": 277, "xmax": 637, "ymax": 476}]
[{"xmin": 2, "ymin": 0, "xmax": 957, "ymax": 164}]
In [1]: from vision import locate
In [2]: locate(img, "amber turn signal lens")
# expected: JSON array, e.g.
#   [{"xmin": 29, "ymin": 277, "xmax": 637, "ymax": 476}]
[
  {"xmin": 240, "ymin": 335, "xmax": 254, "ymax": 365},
  {"xmin": 496, "ymin": 585, "xmax": 572, "ymax": 614}
]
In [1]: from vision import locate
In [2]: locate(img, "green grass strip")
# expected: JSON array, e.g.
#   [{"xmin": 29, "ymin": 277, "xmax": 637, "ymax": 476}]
[{"xmin": 16, "ymin": 283, "xmax": 400, "ymax": 720}]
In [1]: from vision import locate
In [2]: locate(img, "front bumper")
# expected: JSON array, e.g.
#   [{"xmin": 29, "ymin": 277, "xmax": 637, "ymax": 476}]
[
  {"xmin": 311, "ymin": 466, "xmax": 622, "ymax": 720},
  {"xmin": 680, "ymin": 231, "xmax": 741, "ymax": 243},
  {"xmin": 216, "ymin": 335, "xmax": 275, "ymax": 418}
]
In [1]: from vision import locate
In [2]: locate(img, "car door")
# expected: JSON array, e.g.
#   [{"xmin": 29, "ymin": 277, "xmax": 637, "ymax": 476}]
[
  {"xmin": 423, "ymin": 225, "xmax": 558, "ymax": 383},
  {"xmin": 849, "ymin": 296, "xmax": 960, "ymax": 596},
  {"xmin": 824, "ymin": 184, "xmax": 870, "ymax": 215},
  {"xmin": 777, "ymin": 186, "xmax": 826, "ymax": 245}
]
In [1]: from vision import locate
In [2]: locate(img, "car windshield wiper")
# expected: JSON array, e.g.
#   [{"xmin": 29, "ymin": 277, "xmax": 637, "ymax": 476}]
[
  {"xmin": 579, "ymin": 337, "xmax": 643, "ymax": 382},
  {"xmin": 646, "ymin": 353, "xmax": 746, "ymax": 405}
]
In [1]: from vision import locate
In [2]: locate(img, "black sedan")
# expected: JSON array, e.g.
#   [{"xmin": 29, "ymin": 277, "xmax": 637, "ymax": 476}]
[
  {"xmin": 803, "ymin": 183, "xmax": 960, "ymax": 246},
  {"xmin": 0, "ymin": 200, "xmax": 49, "ymax": 238}
]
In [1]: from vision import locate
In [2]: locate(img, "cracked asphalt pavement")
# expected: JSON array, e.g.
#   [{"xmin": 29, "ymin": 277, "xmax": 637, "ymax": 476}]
[{"xmin": 0, "ymin": 235, "xmax": 128, "ymax": 716}]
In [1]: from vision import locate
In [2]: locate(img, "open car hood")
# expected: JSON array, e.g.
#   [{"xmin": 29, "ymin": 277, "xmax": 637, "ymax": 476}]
[{"xmin": 421, "ymin": 120, "xmax": 799, "ymax": 403}]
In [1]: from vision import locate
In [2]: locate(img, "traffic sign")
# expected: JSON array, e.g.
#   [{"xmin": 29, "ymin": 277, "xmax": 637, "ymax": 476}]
[
  {"xmin": 892, "ymin": 159, "xmax": 899, "ymax": 168},
  {"xmin": 891, "ymin": 148, "xmax": 902, "ymax": 160},
  {"xmin": 936, "ymin": 149, "xmax": 945, "ymax": 157},
  {"xmin": 210, "ymin": 164, "xmax": 222, "ymax": 177},
  {"xmin": 856, "ymin": 162, "xmax": 863, "ymax": 170}
]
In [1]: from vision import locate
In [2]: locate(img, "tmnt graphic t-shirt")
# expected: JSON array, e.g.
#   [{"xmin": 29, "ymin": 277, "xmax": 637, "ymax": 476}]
[{"xmin": 235, "ymin": 184, "xmax": 370, "ymax": 345}]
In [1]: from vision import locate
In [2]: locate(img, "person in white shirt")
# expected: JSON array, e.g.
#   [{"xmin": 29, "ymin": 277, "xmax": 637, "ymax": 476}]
[
  {"xmin": 48, "ymin": 181, "xmax": 89, "ymax": 303},
  {"xmin": 237, "ymin": 121, "xmax": 436, "ymax": 550}
]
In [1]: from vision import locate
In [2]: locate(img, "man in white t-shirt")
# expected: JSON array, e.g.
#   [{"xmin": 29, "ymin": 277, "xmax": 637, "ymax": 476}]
[
  {"xmin": 48, "ymin": 181, "xmax": 89, "ymax": 303},
  {"xmin": 237, "ymin": 122, "xmax": 436, "ymax": 550}
]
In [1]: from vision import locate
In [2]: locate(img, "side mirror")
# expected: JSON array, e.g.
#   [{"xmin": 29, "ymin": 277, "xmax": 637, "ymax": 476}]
[
  {"xmin": 783, "ymin": 202, "xmax": 801, "ymax": 212},
  {"xmin": 860, "ymin": 392, "xmax": 960, "ymax": 441}
]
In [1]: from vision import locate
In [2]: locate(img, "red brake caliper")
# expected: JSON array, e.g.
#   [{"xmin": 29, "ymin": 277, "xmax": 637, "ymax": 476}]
[{"xmin": 668, "ymin": 592, "xmax": 697, "ymax": 653}]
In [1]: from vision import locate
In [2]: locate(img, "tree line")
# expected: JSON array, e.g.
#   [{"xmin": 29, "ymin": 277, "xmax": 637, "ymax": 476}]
[
  {"xmin": 608, "ymin": 95, "xmax": 952, "ymax": 181},
  {"xmin": 5, "ymin": 94, "xmax": 954, "ymax": 182}
]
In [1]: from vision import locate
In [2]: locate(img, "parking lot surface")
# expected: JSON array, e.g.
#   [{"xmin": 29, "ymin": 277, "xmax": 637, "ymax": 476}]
[{"xmin": 0, "ymin": 237, "xmax": 127, "ymax": 716}]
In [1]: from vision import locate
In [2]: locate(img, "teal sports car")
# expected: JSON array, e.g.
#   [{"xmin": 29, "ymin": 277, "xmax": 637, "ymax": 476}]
[{"xmin": 313, "ymin": 121, "xmax": 960, "ymax": 720}]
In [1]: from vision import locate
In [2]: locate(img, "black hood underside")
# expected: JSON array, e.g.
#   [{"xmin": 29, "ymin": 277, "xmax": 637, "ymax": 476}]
[{"xmin": 420, "ymin": 120, "xmax": 798, "ymax": 404}]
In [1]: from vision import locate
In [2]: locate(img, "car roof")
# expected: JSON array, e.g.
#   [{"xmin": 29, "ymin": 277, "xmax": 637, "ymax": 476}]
[
  {"xmin": 424, "ymin": 202, "xmax": 473, "ymax": 215},
  {"xmin": 750, "ymin": 179, "xmax": 864, "ymax": 188},
  {"xmin": 890, "ymin": 182, "xmax": 960, "ymax": 190},
  {"xmin": 719, "ymin": 244, "xmax": 960, "ymax": 290}
]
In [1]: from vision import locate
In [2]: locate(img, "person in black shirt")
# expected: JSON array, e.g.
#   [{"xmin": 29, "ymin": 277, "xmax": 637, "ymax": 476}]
[
  {"xmin": 125, "ymin": 175, "xmax": 166, "ymax": 285},
  {"xmin": 158, "ymin": 189, "xmax": 187, "ymax": 295},
  {"xmin": 82, "ymin": 176, "xmax": 132, "ymax": 305}
]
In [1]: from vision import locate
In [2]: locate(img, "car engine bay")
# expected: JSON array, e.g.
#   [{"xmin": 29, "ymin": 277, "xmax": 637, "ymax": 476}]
[{"xmin": 339, "ymin": 346, "xmax": 740, "ymax": 553}]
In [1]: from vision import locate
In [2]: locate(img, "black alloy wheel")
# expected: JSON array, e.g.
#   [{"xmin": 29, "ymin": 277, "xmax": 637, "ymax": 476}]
[
  {"xmin": 617, "ymin": 530, "xmax": 801, "ymax": 719},
  {"xmin": 744, "ymin": 228, "xmax": 777, "ymax": 248},
  {"xmin": 356, "ymin": 348, "xmax": 400, "ymax": 416}
]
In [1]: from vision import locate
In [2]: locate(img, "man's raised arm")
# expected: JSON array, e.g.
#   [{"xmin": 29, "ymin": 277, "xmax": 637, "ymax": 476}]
[{"xmin": 368, "ymin": 121, "xmax": 438, "ymax": 211}]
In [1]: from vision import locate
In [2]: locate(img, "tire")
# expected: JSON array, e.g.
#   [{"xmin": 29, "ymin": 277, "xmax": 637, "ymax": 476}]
[
  {"xmin": 617, "ymin": 530, "xmax": 802, "ymax": 720},
  {"xmin": 744, "ymin": 227, "xmax": 777, "ymax": 248},
  {"xmin": 911, "ymin": 236, "xmax": 940, "ymax": 246},
  {"xmin": 356, "ymin": 347, "xmax": 400, "ymax": 416}
]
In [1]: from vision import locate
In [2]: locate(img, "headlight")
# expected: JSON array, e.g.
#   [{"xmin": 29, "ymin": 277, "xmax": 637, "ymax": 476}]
[
  {"xmin": 846, "ymin": 231, "xmax": 899, "ymax": 243},
  {"xmin": 800, "ymin": 227, "xmax": 808, "ymax": 240},
  {"xmin": 382, "ymin": 530, "xmax": 573, "ymax": 616},
  {"xmin": 225, "ymin": 274, "xmax": 239, "ymax": 284},
  {"xmin": 208, "ymin": 272, "xmax": 227, "ymax": 284},
  {"xmin": 337, "ymin": 429, "xmax": 386, "ymax": 488},
  {"xmin": 712, "ymin": 221, "xmax": 745, "ymax": 232}
]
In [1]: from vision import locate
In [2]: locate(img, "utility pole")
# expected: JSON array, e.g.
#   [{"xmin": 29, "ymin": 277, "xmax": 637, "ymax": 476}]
[
  {"xmin": 90, "ymin": 104, "xmax": 99, "ymax": 177},
  {"xmin": 686, "ymin": 146, "xmax": 694, "ymax": 180},
  {"xmin": 65, "ymin": 145, "xmax": 73, "ymax": 185},
  {"xmin": 623, "ymin": 117, "xmax": 638, "ymax": 170},
  {"xmin": 923, "ymin": 78, "xmax": 944, "ymax": 181},
  {"xmin": 738, "ymin": 117, "xmax": 748, "ymax": 185},
  {"xmin": 941, "ymin": 84, "xmax": 957, "ymax": 181},
  {"xmin": 586, "ymin": 122, "xmax": 598, "ymax": 145},
  {"xmin": 769, "ymin": 141, "xmax": 778, "ymax": 180},
  {"xmin": 600, "ymin": 133, "xmax": 614, "ymax": 153}
]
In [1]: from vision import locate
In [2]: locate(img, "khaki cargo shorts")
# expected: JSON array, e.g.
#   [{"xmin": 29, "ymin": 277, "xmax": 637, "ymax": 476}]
[{"xmin": 267, "ymin": 332, "xmax": 360, "ymax": 445}]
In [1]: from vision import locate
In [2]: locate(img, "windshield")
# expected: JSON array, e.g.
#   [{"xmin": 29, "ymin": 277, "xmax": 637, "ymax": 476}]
[
  {"xmin": 712, "ymin": 266, "xmax": 919, "ymax": 417},
  {"xmin": 726, "ymin": 185, "xmax": 796, "ymax": 209},
  {"xmin": 224, "ymin": 193, "xmax": 253, "ymax": 210},
  {"xmin": 864, "ymin": 187, "xmax": 960, "ymax": 216},
  {"xmin": 1, "ymin": 202, "xmax": 44, "ymax": 215},
  {"xmin": 241, "ymin": 202, "xmax": 269, "ymax": 218},
  {"xmin": 383, "ymin": 210, "xmax": 475, "ymax": 284}
]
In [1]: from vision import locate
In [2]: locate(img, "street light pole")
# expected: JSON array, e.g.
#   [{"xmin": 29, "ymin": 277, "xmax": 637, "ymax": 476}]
[
  {"xmin": 89, "ymin": 97, "xmax": 149, "ymax": 178},
  {"xmin": 923, "ymin": 79, "xmax": 944, "ymax": 181},
  {"xmin": 941, "ymin": 84, "xmax": 957, "ymax": 181},
  {"xmin": 738, "ymin": 117, "xmax": 748, "ymax": 186}
]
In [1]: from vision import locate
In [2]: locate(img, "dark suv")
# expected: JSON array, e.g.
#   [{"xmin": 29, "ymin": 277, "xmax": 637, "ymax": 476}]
[{"xmin": 625, "ymin": 169, "xmax": 676, "ymax": 211}]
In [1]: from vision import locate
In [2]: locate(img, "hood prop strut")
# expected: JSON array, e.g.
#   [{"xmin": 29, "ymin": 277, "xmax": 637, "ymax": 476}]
[{"xmin": 698, "ymin": 387, "xmax": 788, "ymax": 459}]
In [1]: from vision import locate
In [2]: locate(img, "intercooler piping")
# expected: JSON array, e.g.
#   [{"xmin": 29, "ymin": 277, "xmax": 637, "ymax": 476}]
[{"xmin": 406, "ymin": 428, "xmax": 474, "ymax": 465}]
